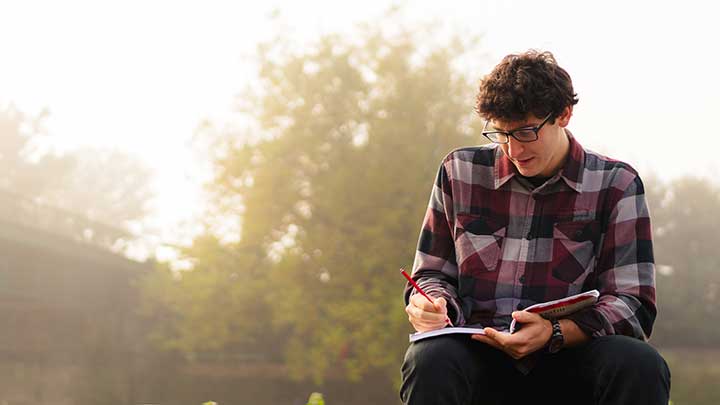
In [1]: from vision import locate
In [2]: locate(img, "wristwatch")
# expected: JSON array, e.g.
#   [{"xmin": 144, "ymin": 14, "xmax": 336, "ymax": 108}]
[{"xmin": 547, "ymin": 319, "xmax": 565, "ymax": 353}]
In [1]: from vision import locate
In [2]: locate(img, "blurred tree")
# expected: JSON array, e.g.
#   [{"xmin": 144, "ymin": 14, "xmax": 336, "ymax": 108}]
[
  {"xmin": 142, "ymin": 18, "xmax": 486, "ymax": 384},
  {"xmin": 0, "ymin": 103, "xmax": 153, "ymax": 248},
  {"xmin": 647, "ymin": 176, "xmax": 720, "ymax": 346},
  {"xmin": 0, "ymin": 104, "xmax": 74, "ymax": 195},
  {"xmin": 37, "ymin": 147, "xmax": 153, "ymax": 229}
]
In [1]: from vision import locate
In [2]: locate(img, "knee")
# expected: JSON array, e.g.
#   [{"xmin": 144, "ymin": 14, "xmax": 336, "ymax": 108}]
[
  {"xmin": 594, "ymin": 336, "xmax": 670, "ymax": 383},
  {"xmin": 403, "ymin": 336, "xmax": 460, "ymax": 375},
  {"xmin": 400, "ymin": 336, "xmax": 489, "ymax": 404},
  {"xmin": 401, "ymin": 335, "xmax": 474, "ymax": 381}
]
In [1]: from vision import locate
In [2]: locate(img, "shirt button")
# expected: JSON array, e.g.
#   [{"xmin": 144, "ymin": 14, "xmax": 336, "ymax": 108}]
[
  {"xmin": 516, "ymin": 303, "xmax": 524, "ymax": 310},
  {"xmin": 526, "ymin": 231, "xmax": 533, "ymax": 239},
  {"xmin": 519, "ymin": 275, "xmax": 526, "ymax": 283}
]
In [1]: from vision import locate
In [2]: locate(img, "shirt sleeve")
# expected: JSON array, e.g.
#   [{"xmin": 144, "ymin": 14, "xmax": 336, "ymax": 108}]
[
  {"xmin": 403, "ymin": 158, "xmax": 466, "ymax": 326},
  {"xmin": 566, "ymin": 172, "xmax": 657, "ymax": 340}
]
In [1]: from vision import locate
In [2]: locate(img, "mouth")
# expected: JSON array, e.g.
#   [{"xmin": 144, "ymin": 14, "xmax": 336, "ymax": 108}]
[{"xmin": 514, "ymin": 157, "xmax": 534, "ymax": 166}]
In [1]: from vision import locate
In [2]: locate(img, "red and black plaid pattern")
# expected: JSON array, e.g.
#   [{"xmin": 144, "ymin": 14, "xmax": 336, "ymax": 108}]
[{"xmin": 405, "ymin": 132, "xmax": 656, "ymax": 340}]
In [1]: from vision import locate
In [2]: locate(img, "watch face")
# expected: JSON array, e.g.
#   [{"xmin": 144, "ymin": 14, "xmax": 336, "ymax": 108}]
[{"xmin": 549, "ymin": 336, "xmax": 564, "ymax": 353}]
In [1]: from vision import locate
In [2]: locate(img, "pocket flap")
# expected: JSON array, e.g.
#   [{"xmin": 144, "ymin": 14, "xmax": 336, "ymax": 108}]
[
  {"xmin": 456, "ymin": 213, "xmax": 506, "ymax": 237},
  {"xmin": 554, "ymin": 219, "xmax": 600, "ymax": 242}
]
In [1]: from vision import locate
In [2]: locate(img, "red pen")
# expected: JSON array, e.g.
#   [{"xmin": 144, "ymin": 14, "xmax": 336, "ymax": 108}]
[{"xmin": 400, "ymin": 268, "xmax": 452, "ymax": 326}]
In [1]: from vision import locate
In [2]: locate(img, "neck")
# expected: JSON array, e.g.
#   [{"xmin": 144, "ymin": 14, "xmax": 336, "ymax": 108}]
[{"xmin": 539, "ymin": 129, "xmax": 570, "ymax": 177}]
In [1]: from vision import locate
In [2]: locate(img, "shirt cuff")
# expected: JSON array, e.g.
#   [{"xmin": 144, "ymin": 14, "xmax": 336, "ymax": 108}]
[{"xmin": 564, "ymin": 307, "xmax": 609, "ymax": 338}]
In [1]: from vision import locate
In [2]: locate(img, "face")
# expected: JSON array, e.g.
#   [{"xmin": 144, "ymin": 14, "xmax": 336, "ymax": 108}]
[{"xmin": 490, "ymin": 107, "xmax": 572, "ymax": 178}]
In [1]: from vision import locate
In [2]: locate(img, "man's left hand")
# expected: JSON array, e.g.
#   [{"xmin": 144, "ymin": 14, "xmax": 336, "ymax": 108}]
[{"xmin": 471, "ymin": 311, "xmax": 553, "ymax": 359}]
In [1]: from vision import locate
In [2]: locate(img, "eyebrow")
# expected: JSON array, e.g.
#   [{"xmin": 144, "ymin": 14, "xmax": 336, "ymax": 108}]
[{"xmin": 486, "ymin": 121, "xmax": 539, "ymax": 132}]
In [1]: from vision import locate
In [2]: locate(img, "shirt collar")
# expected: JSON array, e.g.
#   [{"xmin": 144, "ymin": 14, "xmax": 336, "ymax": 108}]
[{"xmin": 493, "ymin": 129, "xmax": 585, "ymax": 193}]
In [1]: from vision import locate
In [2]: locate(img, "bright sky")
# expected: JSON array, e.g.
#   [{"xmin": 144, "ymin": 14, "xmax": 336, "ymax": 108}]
[{"xmin": 2, "ymin": 0, "xmax": 719, "ymax": 260}]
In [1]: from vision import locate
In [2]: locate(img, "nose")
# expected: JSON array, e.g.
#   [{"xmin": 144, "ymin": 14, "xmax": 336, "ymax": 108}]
[{"xmin": 506, "ymin": 137, "xmax": 525, "ymax": 158}]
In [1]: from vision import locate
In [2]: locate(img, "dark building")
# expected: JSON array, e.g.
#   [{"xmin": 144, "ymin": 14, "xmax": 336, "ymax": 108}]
[{"xmin": 0, "ymin": 191, "xmax": 156, "ymax": 404}]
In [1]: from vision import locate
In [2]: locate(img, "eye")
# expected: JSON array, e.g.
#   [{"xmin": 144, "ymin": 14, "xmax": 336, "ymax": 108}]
[{"xmin": 514, "ymin": 130, "xmax": 536, "ymax": 139}]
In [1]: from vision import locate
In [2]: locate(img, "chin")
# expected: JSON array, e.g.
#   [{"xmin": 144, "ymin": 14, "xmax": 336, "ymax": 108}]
[{"xmin": 516, "ymin": 166, "xmax": 539, "ymax": 177}]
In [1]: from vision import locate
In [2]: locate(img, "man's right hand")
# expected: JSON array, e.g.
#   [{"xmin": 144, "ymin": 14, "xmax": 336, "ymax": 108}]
[{"xmin": 405, "ymin": 294, "xmax": 450, "ymax": 332}]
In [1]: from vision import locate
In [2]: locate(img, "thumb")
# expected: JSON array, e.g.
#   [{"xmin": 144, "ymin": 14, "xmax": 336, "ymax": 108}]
[
  {"xmin": 434, "ymin": 297, "xmax": 447, "ymax": 313},
  {"xmin": 511, "ymin": 310, "xmax": 538, "ymax": 323},
  {"xmin": 483, "ymin": 327, "xmax": 498, "ymax": 339}
]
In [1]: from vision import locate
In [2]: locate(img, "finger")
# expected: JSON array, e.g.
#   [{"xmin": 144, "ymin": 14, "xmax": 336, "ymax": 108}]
[
  {"xmin": 421, "ymin": 304, "xmax": 447, "ymax": 318},
  {"xmin": 412, "ymin": 318, "xmax": 447, "ymax": 332},
  {"xmin": 416, "ymin": 321, "xmax": 447, "ymax": 331},
  {"xmin": 411, "ymin": 294, "xmax": 444, "ymax": 313},
  {"xmin": 478, "ymin": 333, "xmax": 521, "ymax": 358},
  {"xmin": 471, "ymin": 334, "xmax": 504, "ymax": 351},
  {"xmin": 406, "ymin": 303, "xmax": 423, "ymax": 319},
  {"xmin": 420, "ymin": 310, "xmax": 447, "ymax": 321},
  {"xmin": 411, "ymin": 305, "xmax": 447, "ymax": 322},
  {"xmin": 407, "ymin": 303, "xmax": 442, "ymax": 320},
  {"xmin": 434, "ymin": 298, "xmax": 452, "ymax": 324},
  {"xmin": 408, "ymin": 306, "xmax": 448, "ymax": 325},
  {"xmin": 412, "ymin": 310, "xmax": 447, "ymax": 325},
  {"xmin": 484, "ymin": 328, "xmax": 513, "ymax": 347}
]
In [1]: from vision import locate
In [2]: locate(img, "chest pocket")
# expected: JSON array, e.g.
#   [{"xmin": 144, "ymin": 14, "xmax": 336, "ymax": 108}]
[
  {"xmin": 455, "ymin": 213, "xmax": 506, "ymax": 274},
  {"xmin": 551, "ymin": 219, "xmax": 600, "ymax": 284}
]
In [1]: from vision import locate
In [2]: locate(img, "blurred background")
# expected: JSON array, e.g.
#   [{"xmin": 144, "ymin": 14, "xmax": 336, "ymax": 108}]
[{"xmin": 1, "ymin": 1, "xmax": 719, "ymax": 404}]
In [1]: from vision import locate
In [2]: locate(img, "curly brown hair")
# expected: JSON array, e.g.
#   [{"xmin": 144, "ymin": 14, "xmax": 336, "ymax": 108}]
[{"xmin": 475, "ymin": 50, "xmax": 579, "ymax": 123}]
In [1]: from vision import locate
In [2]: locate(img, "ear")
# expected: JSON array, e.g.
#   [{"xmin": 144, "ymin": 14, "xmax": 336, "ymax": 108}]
[{"xmin": 556, "ymin": 106, "xmax": 573, "ymax": 128}]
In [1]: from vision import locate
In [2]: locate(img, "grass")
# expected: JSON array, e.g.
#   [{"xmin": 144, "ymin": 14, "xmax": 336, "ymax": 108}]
[{"xmin": 658, "ymin": 347, "xmax": 720, "ymax": 405}]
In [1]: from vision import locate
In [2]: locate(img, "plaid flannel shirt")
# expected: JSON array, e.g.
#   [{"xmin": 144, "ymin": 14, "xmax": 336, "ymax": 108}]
[{"xmin": 405, "ymin": 131, "xmax": 656, "ymax": 346}]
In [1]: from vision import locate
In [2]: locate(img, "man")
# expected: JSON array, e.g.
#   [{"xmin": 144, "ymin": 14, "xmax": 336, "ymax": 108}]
[{"xmin": 400, "ymin": 50, "xmax": 670, "ymax": 405}]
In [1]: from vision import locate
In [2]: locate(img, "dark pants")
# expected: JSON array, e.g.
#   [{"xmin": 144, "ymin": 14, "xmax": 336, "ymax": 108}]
[{"xmin": 400, "ymin": 335, "xmax": 670, "ymax": 405}]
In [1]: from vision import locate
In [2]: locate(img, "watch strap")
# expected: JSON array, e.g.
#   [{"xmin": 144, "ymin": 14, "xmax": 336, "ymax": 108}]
[{"xmin": 547, "ymin": 318, "xmax": 564, "ymax": 353}]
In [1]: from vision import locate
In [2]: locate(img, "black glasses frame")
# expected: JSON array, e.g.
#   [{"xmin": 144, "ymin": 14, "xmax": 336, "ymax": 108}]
[{"xmin": 482, "ymin": 113, "xmax": 553, "ymax": 144}]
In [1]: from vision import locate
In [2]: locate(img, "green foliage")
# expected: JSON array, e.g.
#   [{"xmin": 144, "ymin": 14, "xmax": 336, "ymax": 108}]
[
  {"xmin": 139, "ymin": 236, "xmax": 272, "ymax": 355},
  {"xmin": 141, "ymin": 16, "xmax": 484, "ymax": 384},
  {"xmin": 660, "ymin": 348, "xmax": 720, "ymax": 405},
  {"xmin": 0, "ymin": 103, "xmax": 153, "ymax": 242},
  {"xmin": 306, "ymin": 392, "xmax": 325, "ymax": 405},
  {"xmin": 138, "ymin": 10, "xmax": 720, "ymax": 395}
]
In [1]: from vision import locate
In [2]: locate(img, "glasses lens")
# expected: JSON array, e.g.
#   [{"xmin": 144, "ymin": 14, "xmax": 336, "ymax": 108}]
[
  {"xmin": 485, "ymin": 132, "xmax": 508, "ymax": 143},
  {"xmin": 513, "ymin": 130, "xmax": 537, "ymax": 142}
]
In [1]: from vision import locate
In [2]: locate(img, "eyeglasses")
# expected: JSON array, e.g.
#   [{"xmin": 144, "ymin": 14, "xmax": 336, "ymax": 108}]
[{"xmin": 482, "ymin": 113, "xmax": 553, "ymax": 144}]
